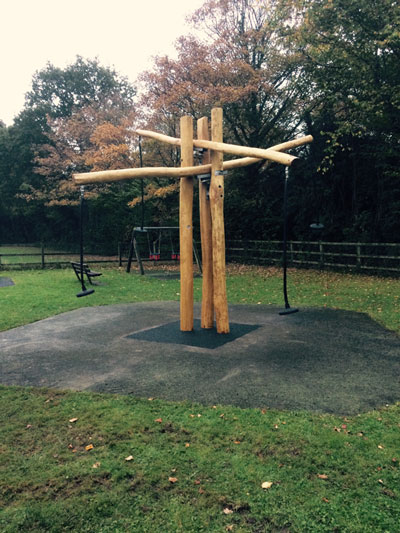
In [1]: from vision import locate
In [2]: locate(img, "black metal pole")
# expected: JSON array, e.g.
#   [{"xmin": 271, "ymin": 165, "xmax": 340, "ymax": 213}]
[
  {"xmin": 139, "ymin": 136, "xmax": 145, "ymax": 230},
  {"xmin": 76, "ymin": 186, "xmax": 94, "ymax": 297},
  {"xmin": 279, "ymin": 167, "xmax": 298, "ymax": 315}
]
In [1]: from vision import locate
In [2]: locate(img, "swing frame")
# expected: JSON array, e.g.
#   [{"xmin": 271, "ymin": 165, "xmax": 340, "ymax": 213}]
[
  {"xmin": 126, "ymin": 226, "xmax": 201, "ymax": 274},
  {"xmin": 74, "ymin": 107, "xmax": 313, "ymax": 333}
]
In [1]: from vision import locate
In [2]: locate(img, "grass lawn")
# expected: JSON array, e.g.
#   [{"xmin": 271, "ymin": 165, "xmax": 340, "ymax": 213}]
[
  {"xmin": 0, "ymin": 265, "xmax": 399, "ymax": 532},
  {"xmin": 0, "ymin": 246, "xmax": 45, "ymax": 265}
]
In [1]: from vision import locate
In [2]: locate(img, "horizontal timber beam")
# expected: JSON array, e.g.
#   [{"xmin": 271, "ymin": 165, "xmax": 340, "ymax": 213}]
[
  {"xmin": 137, "ymin": 129, "xmax": 314, "ymax": 166},
  {"xmin": 73, "ymin": 134, "xmax": 313, "ymax": 185}
]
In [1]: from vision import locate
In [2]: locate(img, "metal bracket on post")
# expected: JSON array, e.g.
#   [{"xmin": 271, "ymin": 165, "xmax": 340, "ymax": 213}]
[
  {"xmin": 193, "ymin": 147, "xmax": 206, "ymax": 161},
  {"xmin": 215, "ymin": 170, "xmax": 228, "ymax": 176},
  {"xmin": 197, "ymin": 173, "xmax": 211, "ymax": 198}
]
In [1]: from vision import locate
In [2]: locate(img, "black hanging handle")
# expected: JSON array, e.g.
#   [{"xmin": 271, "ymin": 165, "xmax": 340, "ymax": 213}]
[
  {"xmin": 77, "ymin": 185, "xmax": 94, "ymax": 297},
  {"xmin": 279, "ymin": 167, "xmax": 298, "ymax": 315}
]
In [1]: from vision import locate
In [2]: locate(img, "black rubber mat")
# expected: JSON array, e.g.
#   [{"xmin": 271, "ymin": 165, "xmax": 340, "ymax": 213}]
[{"xmin": 127, "ymin": 319, "xmax": 260, "ymax": 349}]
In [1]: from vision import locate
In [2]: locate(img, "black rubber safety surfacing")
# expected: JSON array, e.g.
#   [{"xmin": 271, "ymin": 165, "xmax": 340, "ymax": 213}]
[{"xmin": 127, "ymin": 319, "xmax": 260, "ymax": 349}]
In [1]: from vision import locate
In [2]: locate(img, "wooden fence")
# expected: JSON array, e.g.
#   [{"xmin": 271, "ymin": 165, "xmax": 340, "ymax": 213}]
[
  {"xmin": 1, "ymin": 241, "xmax": 399, "ymax": 275},
  {"xmin": 226, "ymin": 240, "xmax": 400, "ymax": 275}
]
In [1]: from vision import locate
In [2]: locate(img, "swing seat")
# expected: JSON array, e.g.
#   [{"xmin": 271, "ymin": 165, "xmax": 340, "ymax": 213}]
[{"xmin": 71, "ymin": 262, "xmax": 102, "ymax": 285}]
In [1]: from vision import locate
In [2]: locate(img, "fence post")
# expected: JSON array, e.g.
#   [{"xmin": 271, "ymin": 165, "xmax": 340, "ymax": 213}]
[
  {"xmin": 118, "ymin": 242, "xmax": 122, "ymax": 266},
  {"xmin": 41, "ymin": 243, "xmax": 45, "ymax": 269},
  {"xmin": 319, "ymin": 242, "xmax": 324, "ymax": 268},
  {"xmin": 356, "ymin": 243, "xmax": 361, "ymax": 269}
]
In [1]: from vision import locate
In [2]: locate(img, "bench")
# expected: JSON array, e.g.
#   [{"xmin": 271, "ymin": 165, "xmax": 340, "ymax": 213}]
[{"xmin": 71, "ymin": 262, "xmax": 102, "ymax": 285}]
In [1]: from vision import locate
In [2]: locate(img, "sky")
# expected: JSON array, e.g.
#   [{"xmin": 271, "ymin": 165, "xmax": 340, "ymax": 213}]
[{"xmin": 0, "ymin": 0, "xmax": 205, "ymax": 126}]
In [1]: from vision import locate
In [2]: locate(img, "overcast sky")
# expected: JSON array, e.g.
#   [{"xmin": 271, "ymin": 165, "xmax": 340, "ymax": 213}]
[{"xmin": 1, "ymin": 0, "xmax": 205, "ymax": 126}]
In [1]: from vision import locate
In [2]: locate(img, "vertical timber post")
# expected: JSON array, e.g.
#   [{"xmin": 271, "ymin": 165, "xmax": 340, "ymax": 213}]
[
  {"xmin": 209, "ymin": 107, "xmax": 229, "ymax": 333},
  {"xmin": 179, "ymin": 116, "xmax": 194, "ymax": 331},
  {"xmin": 197, "ymin": 116, "xmax": 214, "ymax": 329}
]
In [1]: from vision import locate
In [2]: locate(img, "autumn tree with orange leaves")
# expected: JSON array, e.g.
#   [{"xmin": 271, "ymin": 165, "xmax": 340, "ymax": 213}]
[
  {"xmin": 139, "ymin": 0, "xmax": 310, "ymax": 238},
  {"xmin": 32, "ymin": 105, "xmax": 138, "ymax": 207}
]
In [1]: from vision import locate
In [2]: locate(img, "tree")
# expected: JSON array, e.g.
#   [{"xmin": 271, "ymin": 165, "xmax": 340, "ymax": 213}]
[
  {"xmin": 139, "ymin": 0, "xmax": 310, "ymax": 239},
  {"xmin": 25, "ymin": 56, "xmax": 135, "ymax": 121},
  {"xmin": 4, "ymin": 57, "xmax": 137, "ymax": 244},
  {"xmin": 284, "ymin": 0, "xmax": 400, "ymax": 240}
]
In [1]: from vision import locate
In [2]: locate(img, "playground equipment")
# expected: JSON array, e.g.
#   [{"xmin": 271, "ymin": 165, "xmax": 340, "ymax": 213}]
[
  {"xmin": 279, "ymin": 167, "xmax": 298, "ymax": 315},
  {"xmin": 126, "ymin": 226, "xmax": 201, "ymax": 275},
  {"xmin": 74, "ymin": 108, "xmax": 313, "ymax": 332},
  {"xmin": 76, "ymin": 186, "xmax": 95, "ymax": 298}
]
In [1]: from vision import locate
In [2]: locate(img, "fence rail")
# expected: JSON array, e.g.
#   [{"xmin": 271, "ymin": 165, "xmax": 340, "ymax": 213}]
[
  {"xmin": 225, "ymin": 240, "xmax": 400, "ymax": 275},
  {"xmin": 1, "ymin": 240, "xmax": 399, "ymax": 275}
]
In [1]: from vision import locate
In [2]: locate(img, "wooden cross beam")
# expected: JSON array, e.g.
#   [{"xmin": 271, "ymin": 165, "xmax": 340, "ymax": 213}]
[
  {"xmin": 73, "ymin": 108, "xmax": 313, "ymax": 334},
  {"xmin": 74, "ymin": 136, "xmax": 313, "ymax": 185}
]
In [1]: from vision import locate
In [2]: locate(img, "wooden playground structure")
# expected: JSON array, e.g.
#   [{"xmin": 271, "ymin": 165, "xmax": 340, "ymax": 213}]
[{"xmin": 74, "ymin": 108, "xmax": 313, "ymax": 334}]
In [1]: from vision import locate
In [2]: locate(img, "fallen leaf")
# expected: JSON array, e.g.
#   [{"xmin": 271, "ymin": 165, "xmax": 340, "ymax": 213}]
[
  {"xmin": 125, "ymin": 455, "xmax": 134, "ymax": 461},
  {"xmin": 69, "ymin": 417, "xmax": 78, "ymax": 423},
  {"xmin": 317, "ymin": 474, "xmax": 329, "ymax": 480},
  {"xmin": 68, "ymin": 444, "xmax": 74, "ymax": 449},
  {"xmin": 198, "ymin": 487, "xmax": 205, "ymax": 494},
  {"xmin": 381, "ymin": 487, "xmax": 396, "ymax": 498},
  {"xmin": 148, "ymin": 397, "xmax": 154, "ymax": 401},
  {"xmin": 234, "ymin": 440, "xmax": 241, "ymax": 444},
  {"xmin": 378, "ymin": 479, "xmax": 384, "ymax": 485},
  {"xmin": 261, "ymin": 409, "xmax": 267, "ymax": 414},
  {"xmin": 154, "ymin": 418, "xmax": 163, "ymax": 423},
  {"xmin": 26, "ymin": 424, "xmax": 32, "ymax": 429},
  {"xmin": 322, "ymin": 497, "xmax": 329, "ymax": 503},
  {"xmin": 378, "ymin": 445, "xmax": 384, "ymax": 450},
  {"xmin": 92, "ymin": 462, "xmax": 101, "ymax": 469},
  {"xmin": 168, "ymin": 477, "xmax": 178, "ymax": 483},
  {"xmin": 273, "ymin": 424, "xmax": 279, "ymax": 429},
  {"xmin": 261, "ymin": 481, "xmax": 273, "ymax": 489},
  {"xmin": 223, "ymin": 508, "xmax": 233, "ymax": 514},
  {"xmin": 85, "ymin": 444, "xmax": 94, "ymax": 451},
  {"xmin": 194, "ymin": 479, "xmax": 201, "ymax": 485},
  {"xmin": 185, "ymin": 443, "xmax": 190, "ymax": 448},
  {"xmin": 226, "ymin": 526, "xmax": 234, "ymax": 531}
]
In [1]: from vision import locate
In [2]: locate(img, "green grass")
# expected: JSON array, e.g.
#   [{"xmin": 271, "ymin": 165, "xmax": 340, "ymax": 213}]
[
  {"xmin": 1, "ymin": 265, "xmax": 399, "ymax": 333},
  {"xmin": 0, "ymin": 265, "xmax": 399, "ymax": 531},
  {"xmin": 0, "ymin": 246, "xmax": 45, "ymax": 265},
  {"xmin": 0, "ymin": 387, "xmax": 399, "ymax": 532}
]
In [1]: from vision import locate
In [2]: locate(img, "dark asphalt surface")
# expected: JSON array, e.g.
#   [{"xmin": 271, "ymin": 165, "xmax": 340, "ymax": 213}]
[{"xmin": 0, "ymin": 302, "xmax": 399, "ymax": 414}]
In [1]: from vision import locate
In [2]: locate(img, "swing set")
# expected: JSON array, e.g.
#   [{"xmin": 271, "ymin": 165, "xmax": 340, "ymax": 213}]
[
  {"xmin": 74, "ymin": 107, "xmax": 313, "ymax": 334},
  {"xmin": 126, "ymin": 225, "xmax": 201, "ymax": 275},
  {"xmin": 126, "ymin": 137, "xmax": 201, "ymax": 274}
]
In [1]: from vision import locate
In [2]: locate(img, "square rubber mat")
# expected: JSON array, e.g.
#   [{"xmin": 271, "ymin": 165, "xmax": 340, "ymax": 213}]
[{"xmin": 127, "ymin": 319, "xmax": 260, "ymax": 349}]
